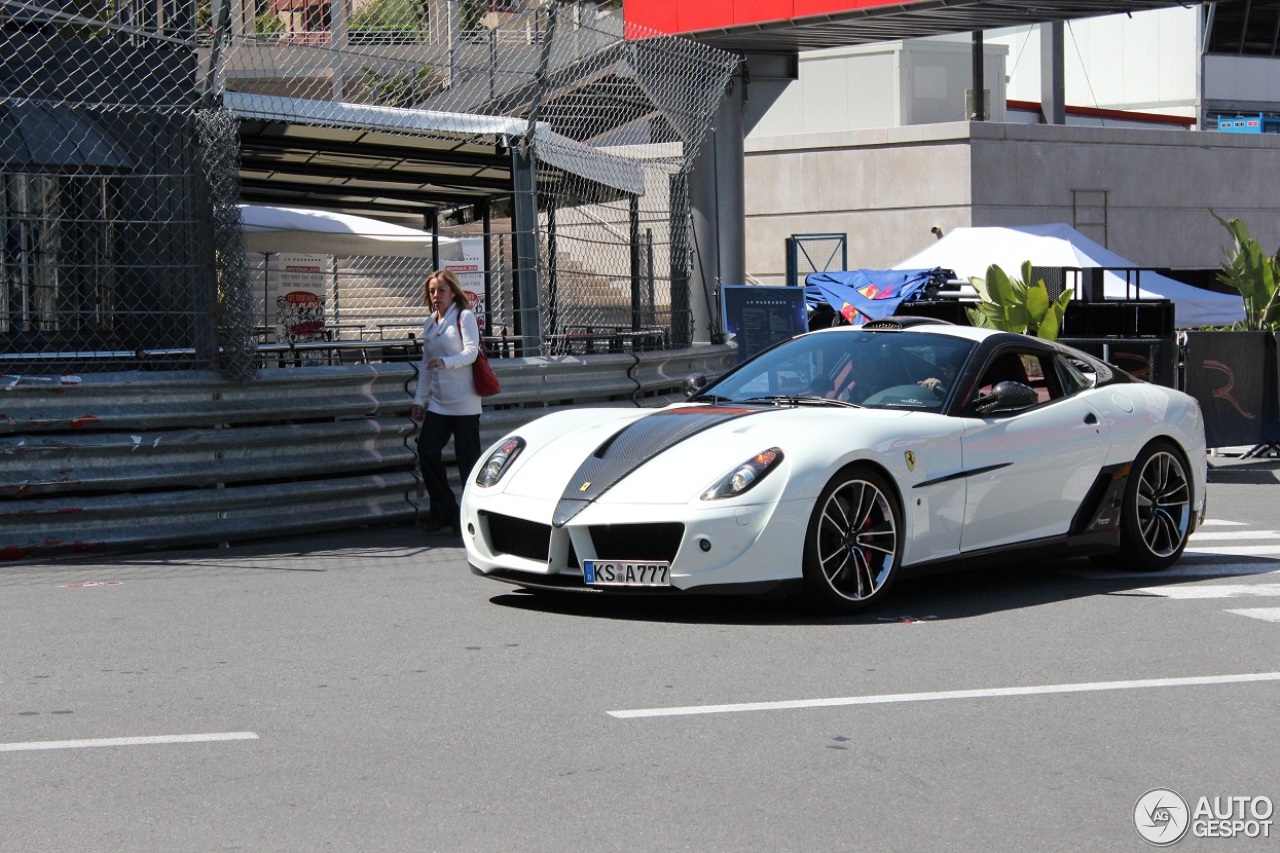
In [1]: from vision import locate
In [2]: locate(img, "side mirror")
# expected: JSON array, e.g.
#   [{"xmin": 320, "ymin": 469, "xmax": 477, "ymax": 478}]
[
  {"xmin": 974, "ymin": 380, "xmax": 1039, "ymax": 414},
  {"xmin": 683, "ymin": 373, "xmax": 709, "ymax": 397}
]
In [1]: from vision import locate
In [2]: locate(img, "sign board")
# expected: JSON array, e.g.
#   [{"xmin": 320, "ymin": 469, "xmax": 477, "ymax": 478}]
[
  {"xmin": 444, "ymin": 238, "xmax": 488, "ymax": 332},
  {"xmin": 265, "ymin": 253, "xmax": 331, "ymax": 335},
  {"xmin": 276, "ymin": 290, "xmax": 327, "ymax": 343},
  {"xmin": 721, "ymin": 285, "xmax": 809, "ymax": 363}
]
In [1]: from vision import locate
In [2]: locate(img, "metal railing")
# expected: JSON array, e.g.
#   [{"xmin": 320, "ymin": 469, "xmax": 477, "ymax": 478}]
[{"xmin": 1, "ymin": 345, "xmax": 736, "ymax": 561}]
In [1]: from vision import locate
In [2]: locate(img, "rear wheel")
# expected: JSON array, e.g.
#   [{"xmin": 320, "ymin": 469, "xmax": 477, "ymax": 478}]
[
  {"xmin": 1102, "ymin": 439, "xmax": 1193, "ymax": 571},
  {"xmin": 802, "ymin": 466, "xmax": 903, "ymax": 613}
]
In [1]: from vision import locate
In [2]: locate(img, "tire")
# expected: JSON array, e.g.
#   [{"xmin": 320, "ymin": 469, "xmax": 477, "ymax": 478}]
[
  {"xmin": 802, "ymin": 465, "xmax": 903, "ymax": 613},
  {"xmin": 1102, "ymin": 439, "xmax": 1194, "ymax": 571}
]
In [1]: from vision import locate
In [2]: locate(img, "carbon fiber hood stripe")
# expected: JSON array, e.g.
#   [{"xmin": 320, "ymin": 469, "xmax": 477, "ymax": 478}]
[{"xmin": 552, "ymin": 406, "xmax": 761, "ymax": 527}]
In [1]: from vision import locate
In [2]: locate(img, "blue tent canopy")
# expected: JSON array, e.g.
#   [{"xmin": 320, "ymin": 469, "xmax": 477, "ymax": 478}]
[{"xmin": 805, "ymin": 268, "xmax": 952, "ymax": 325}]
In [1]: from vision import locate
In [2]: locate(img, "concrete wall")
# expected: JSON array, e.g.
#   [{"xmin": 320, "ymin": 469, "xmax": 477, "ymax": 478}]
[
  {"xmin": 743, "ymin": 120, "xmax": 1280, "ymax": 283},
  {"xmin": 988, "ymin": 8, "xmax": 1200, "ymax": 119},
  {"xmin": 748, "ymin": 40, "xmax": 1007, "ymax": 139}
]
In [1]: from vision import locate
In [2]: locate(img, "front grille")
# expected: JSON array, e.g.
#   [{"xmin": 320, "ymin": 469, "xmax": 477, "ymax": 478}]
[
  {"xmin": 485, "ymin": 512, "xmax": 552, "ymax": 562},
  {"xmin": 588, "ymin": 522, "xmax": 685, "ymax": 563}
]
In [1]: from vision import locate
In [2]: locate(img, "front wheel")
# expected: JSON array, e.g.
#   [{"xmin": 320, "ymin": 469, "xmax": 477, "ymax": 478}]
[
  {"xmin": 802, "ymin": 466, "xmax": 903, "ymax": 613},
  {"xmin": 1105, "ymin": 439, "xmax": 1194, "ymax": 571}
]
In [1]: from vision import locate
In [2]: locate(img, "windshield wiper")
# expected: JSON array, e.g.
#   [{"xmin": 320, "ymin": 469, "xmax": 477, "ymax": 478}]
[{"xmin": 741, "ymin": 395, "xmax": 861, "ymax": 409}]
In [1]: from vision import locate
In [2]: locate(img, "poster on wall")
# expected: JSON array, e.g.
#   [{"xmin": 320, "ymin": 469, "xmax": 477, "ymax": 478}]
[
  {"xmin": 264, "ymin": 252, "xmax": 330, "ymax": 333},
  {"xmin": 721, "ymin": 285, "xmax": 809, "ymax": 363},
  {"xmin": 268, "ymin": 254, "xmax": 331, "ymax": 342},
  {"xmin": 444, "ymin": 238, "xmax": 487, "ymax": 332},
  {"xmin": 276, "ymin": 290, "xmax": 327, "ymax": 343}
]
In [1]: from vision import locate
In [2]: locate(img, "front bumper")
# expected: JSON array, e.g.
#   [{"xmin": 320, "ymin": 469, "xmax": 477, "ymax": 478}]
[{"xmin": 462, "ymin": 493, "xmax": 810, "ymax": 592}]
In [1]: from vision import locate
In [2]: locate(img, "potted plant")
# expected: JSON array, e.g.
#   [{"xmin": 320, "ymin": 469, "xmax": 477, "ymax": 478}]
[
  {"xmin": 966, "ymin": 260, "xmax": 1073, "ymax": 341},
  {"xmin": 1183, "ymin": 214, "xmax": 1280, "ymax": 450},
  {"xmin": 1212, "ymin": 212, "xmax": 1280, "ymax": 331}
]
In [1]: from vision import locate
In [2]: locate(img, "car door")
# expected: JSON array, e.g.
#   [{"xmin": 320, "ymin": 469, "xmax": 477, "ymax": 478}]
[{"xmin": 957, "ymin": 350, "xmax": 1112, "ymax": 552}]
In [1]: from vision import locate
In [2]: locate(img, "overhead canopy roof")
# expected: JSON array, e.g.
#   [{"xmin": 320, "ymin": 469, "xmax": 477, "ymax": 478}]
[
  {"xmin": 229, "ymin": 91, "xmax": 645, "ymax": 221},
  {"xmin": 230, "ymin": 92, "xmax": 519, "ymax": 221},
  {"xmin": 634, "ymin": 0, "xmax": 1203, "ymax": 53}
]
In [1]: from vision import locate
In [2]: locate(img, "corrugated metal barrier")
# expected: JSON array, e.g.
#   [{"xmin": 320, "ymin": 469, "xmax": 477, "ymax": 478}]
[{"xmin": 0, "ymin": 347, "xmax": 735, "ymax": 561}]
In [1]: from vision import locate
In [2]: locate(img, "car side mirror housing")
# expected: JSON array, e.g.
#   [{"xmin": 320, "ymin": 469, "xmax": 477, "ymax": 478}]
[
  {"xmin": 684, "ymin": 373, "xmax": 709, "ymax": 397},
  {"xmin": 974, "ymin": 380, "xmax": 1039, "ymax": 414}
]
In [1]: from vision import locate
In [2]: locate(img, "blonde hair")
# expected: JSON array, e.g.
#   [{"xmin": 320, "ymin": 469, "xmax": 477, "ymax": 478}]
[{"xmin": 425, "ymin": 269, "xmax": 469, "ymax": 310}]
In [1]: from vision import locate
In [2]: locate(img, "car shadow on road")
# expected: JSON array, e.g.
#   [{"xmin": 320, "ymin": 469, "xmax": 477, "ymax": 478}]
[{"xmin": 486, "ymin": 554, "xmax": 1280, "ymax": 626}]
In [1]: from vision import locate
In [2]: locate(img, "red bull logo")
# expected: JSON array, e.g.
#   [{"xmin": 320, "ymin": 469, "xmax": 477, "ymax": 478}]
[{"xmin": 858, "ymin": 283, "xmax": 895, "ymax": 300}]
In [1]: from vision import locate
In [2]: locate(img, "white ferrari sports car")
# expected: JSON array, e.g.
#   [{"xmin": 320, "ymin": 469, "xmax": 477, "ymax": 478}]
[{"xmin": 461, "ymin": 318, "xmax": 1207, "ymax": 612}]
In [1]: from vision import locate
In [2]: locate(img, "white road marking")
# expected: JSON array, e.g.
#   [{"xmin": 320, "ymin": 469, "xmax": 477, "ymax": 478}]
[
  {"xmin": 1134, "ymin": 583, "xmax": 1280, "ymax": 599},
  {"xmin": 1186, "ymin": 545, "xmax": 1280, "ymax": 557},
  {"xmin": 1226, "ymin": 608, "xmax": 1280, "ymax": 623},
  {"xmin": 0, "ymin": 732, "xmax": 259, "ymax": 753},
  {"xmin": 608, "ymin": 673, "xmax": 1280, "ymax": 719},
  {"xmin": 1200, "ymin": 519, "xmax": 1247, "ymax": 526},
  {"xmin": 1076, "ymin": 561, "xmax": 1280, "ymax": 580},
  {"xmin": 1190, "ymin": 530, "xmax": 1280, "ymax": 541}
]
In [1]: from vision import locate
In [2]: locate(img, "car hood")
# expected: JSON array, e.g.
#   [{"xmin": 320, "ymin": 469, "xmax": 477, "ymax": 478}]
[{"xmin": 499, "ymin": 402, "xmax": 914, "ymax": 524}]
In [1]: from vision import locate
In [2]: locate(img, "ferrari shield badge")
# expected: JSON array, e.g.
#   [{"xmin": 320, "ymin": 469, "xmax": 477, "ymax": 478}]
[
  {"xmin": 904, "ymin": 451, "xmax": 916, "ymax": 472},
  {"xmin": 579, "ymin": 481, "xmax": 592, "ymax": 491}
]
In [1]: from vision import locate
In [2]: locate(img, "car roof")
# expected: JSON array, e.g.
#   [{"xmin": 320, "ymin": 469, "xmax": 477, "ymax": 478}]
[{"xmin": 806, "ymin": 322, "xmax": 1000, "ymax": 344}]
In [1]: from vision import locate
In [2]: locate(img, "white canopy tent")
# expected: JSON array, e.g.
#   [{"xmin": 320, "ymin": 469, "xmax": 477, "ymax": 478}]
[
  {"xmin": 894, "ymin": 223, "xmax": 1244, "ymax": 328},
  {"xmin": 238, "ymin": 203, "xmax": 464, "ymax": 260}
]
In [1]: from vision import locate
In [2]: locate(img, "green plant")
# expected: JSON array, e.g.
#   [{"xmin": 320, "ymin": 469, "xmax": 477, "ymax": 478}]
[
  {"xmin": 349, "ymin": 0, "xmax": 426, "ymax": 31},
  {"xmin": 965, "ymin": 260, "xmax": 1072, "ymax": 341},
  {"xmin": 1212, "ymin": 211, "xmax": 1280, "ymax": 331},
  {"xmin": 361, "ymin": 66, "xmax": 439, "ymax": 108}
]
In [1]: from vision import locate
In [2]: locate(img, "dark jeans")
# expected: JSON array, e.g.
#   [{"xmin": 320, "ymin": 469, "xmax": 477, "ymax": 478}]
[{"xmin": 417, "ymin": 411, "xmax": 482, "ymax": 527}]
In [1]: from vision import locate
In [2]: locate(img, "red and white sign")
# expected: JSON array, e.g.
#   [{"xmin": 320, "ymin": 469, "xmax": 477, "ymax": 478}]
[
  {"xmin": 444, "ymin": 238, "xmax": 488, "ymax": 332},
  {"xmin": 264, "ymin": 253, "xmax": 331, "ymax": 337},
  {"xmin": 276, "ymin": 289, "xmax": 327, "ymax": 343}
]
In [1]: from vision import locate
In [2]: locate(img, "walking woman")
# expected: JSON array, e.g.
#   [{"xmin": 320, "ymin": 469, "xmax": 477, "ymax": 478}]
[{"xmin": 410, "ymin": 269, "xmax": 482, "ymax": 535}]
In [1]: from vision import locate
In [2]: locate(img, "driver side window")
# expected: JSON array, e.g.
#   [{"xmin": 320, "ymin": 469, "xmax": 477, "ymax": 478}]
[{"xmin": 975, "ymin": 351, "xmax": 1063, "ymax": 405}]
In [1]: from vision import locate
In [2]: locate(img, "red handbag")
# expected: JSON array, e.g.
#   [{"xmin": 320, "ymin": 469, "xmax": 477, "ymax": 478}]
[{"xmin": 457, "ymin": 311, "xmax": 501, "ymax": 397}]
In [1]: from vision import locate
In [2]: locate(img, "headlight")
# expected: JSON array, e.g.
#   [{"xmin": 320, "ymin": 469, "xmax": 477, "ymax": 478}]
[
  {"xmin": 701, "ymin": 448, "xmax": 783, "ymax": 500},
  {"xmin": 475, "ymin": 437, "xmax": 525, "ymax": 488}
]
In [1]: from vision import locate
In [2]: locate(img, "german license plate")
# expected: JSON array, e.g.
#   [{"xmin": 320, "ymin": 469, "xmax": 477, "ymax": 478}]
[{"xmin": 583, "ymin": 560, "xmax": 670, "ymax": 587}]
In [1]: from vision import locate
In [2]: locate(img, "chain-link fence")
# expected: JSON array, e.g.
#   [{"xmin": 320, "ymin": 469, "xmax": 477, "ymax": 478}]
[{"xmin": 1, "ymin": 0, "xmax": 737, "ymax": 376}]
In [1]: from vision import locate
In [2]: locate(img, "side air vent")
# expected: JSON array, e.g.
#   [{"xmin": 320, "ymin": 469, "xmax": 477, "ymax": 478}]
[{"xmin": 486, "ymin": 512, "xmax": 552, "ymax": 562}]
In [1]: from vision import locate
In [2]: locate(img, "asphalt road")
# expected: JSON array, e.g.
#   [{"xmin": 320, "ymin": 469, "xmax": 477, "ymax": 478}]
[{"xmin": 2, "ymin": 455, "xmax": 1278, "ymax": 852}]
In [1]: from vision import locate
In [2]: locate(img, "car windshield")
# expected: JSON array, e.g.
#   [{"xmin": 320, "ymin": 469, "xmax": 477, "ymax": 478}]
[{"xmin": 698, "ymin": 329, "xmax": 977, "ymax": 412}]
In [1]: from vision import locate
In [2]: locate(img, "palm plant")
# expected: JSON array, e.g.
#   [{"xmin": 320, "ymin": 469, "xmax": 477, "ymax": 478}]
[
  {"xmin": 1212, "ymin": 212, "xmax": 1280, "ymax": 331},
  {"xmin": 966, "ymin": 260, "xmax": 1073, "ymax": 341}
]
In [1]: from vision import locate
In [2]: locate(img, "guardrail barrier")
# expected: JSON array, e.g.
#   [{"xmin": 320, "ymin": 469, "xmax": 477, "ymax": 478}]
[{"xmin": 1, "ymin": 346, "xmax": 735, "ymax": 561}]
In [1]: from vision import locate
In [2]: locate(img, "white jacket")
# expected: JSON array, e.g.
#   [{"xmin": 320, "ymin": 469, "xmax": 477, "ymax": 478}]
[{"xmin": 412, "ymin": 304, "xmax": 482, "ymax": 416}]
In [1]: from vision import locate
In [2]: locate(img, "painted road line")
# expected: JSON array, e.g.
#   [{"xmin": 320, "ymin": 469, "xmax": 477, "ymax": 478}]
[
  {"xmin": 1190, "ymin": 530, "xmax": 1280, "ymax": 541},
  {"xmin": 1186, "ymin": 545, "xmax": 1280, "ymax": 557},
  {"xmin": 1201, "ymin": 519, "xmax": 1247, "ymax": 526},
  {"xmin": 608, "ymin": 672, "xmax": 1280, "ymax": 719},
  {"xmin": 1074, "ymin": 561, "xmax": 1280, "ymax": 580},
  {"xmin": 1134, "ymin": 583, "xmax": 1280, "ymax": 599},
  {"xmin": 0, "ymin": 732, "xmax": 259, "ymax": 753},
  {"xmin": 1226, "ymin": 608, "xmax": 1280, "ymax": 623}
]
